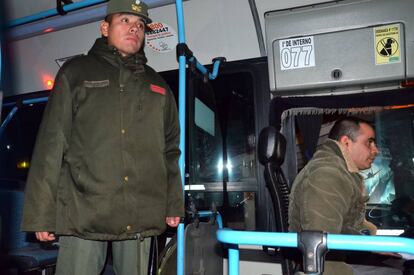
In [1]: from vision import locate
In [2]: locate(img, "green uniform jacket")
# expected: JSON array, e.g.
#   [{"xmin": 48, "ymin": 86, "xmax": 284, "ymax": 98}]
[
  {"xmin": 21, "ymin": 38, "xmax": 184, "ymax": 240},
  {"xmin": 289, "ymin": 139, "xmax": 368, "ymax": 275}
]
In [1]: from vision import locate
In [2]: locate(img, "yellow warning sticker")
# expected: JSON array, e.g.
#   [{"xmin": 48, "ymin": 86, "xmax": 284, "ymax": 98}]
[{"xmin": 374, "ymin": 24, "xmax": 401, "ymax": 65}]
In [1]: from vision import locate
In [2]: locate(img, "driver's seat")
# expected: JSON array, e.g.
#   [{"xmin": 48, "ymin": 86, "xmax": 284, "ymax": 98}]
[{"xmin": 258, "ymin": 126, "xmax": 296, "ymax": 275}]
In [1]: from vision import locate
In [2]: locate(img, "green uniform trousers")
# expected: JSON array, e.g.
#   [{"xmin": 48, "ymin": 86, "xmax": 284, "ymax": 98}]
[{"xmin": 55, "ymin": 236, "xmax": 151, "ymax": 275}]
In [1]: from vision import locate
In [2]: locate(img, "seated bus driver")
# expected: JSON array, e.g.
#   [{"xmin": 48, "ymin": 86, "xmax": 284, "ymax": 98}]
[
  {"xmin": 288, "ymin": 117, "xmax": 403, "ymax": 275},
  {"xmin": 21, "ymin": 0, "xmax": 184, "ymax": 275}
]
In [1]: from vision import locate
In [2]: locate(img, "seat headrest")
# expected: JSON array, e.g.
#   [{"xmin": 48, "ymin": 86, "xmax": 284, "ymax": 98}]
[{"xmin": 258, "ymin": 126, "xmax": 287, "ymax": 166}]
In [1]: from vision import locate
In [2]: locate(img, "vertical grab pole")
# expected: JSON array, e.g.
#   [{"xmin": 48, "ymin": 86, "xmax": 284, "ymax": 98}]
[
  {"xmin": 228, "ymin": 246, "xmax": 240, "ymax": 275},
  {"xmin": 175, "ymin": 1, "xmax": 186, "ymax": 275}
]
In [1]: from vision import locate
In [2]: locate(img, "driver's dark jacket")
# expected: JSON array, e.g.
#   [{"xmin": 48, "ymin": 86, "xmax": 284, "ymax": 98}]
[
  {"xmin": 21, "ymin": 38, "xmax": 184, "ymax": 240},
  {"xmin": 289, "ymin": 139, "xmax": 368, "ymax": 275}
]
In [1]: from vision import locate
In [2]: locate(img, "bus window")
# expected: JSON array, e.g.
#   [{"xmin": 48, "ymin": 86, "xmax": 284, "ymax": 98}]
[
  {"xmin": 191, "ymin": 78, "xmax": 223, "ymax": 184},
  {"xmin": 212, "ymin": 72, "xmax": 257, "ymax": 184},
  {"xmin": 188, "ymin": 71, "xmax": 257, "ymax": 230},
  {"xmin": 0, "ymin": 102, "xmax": 46, "ymax": 187},
  {"xmin": 363, "ymin": 108, "xmax": 414, "ymax": 233}
]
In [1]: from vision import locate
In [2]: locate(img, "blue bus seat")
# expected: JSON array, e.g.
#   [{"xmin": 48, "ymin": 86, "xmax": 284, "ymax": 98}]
[{"xmin": 0, "ymin": 188, "xmax": 58, "ymax": 273}]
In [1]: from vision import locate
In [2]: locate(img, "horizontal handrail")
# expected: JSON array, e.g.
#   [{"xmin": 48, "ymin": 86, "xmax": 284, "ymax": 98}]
[
  {"xmin": 327, "ymin": 233, "xmax": 414, "ymax": 254},
  {"xmin": 217, "ymin": 230, "xmax": 298, "ymax": 247},
  {"xmin": 217, "ymin": 229, "xmax": 414, "ymax": 275},
  {"xmin": 6, "ymin": 0, "xmax": 181, "ymax": 41},
  {"xmin": 198, "ymin": 211, "xmax": 223, "ymax": 229},
  {"xmin": 0, "ymin": 97, "xmax": 48, "ymax": 138},
  {"xmin": 7, "ymin": 0, "xmax": 105, "ymax": 28},
  {"xmin": 188, "ymin": 57, "xmax": 223, "ymax": 80}
]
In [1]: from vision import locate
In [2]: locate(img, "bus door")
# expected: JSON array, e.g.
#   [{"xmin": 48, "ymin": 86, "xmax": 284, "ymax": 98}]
[{"xmin": 184, "ymin": 57, "xmax": 288, "ymax": 274}]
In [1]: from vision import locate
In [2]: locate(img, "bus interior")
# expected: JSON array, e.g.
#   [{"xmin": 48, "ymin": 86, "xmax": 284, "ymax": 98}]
[{"xmin": 1, "ymin": 0, "xmax": 414, "ymax": 274}]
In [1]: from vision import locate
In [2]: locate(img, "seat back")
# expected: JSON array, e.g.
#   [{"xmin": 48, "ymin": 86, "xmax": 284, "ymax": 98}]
[
  {"xmin": 0, "ymin": 189, "xmax": 29, "ymax": 252},
  {"xmin": 258, "ymin": 126, "xmax": 296, "ymax": 275},
  {"xmin": 0, "ymin": 185, "xmax": 58, "ymax": 273},
  {"xmin": 258, "ymin": 126, "xmax": 290, "ymax": 232}
]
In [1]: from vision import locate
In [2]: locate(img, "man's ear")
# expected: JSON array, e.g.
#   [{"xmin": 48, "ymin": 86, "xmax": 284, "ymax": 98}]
[
  {"xmin": 339, "ymin": 135, "xmax": 351, "ymax": 147},
  {"xmin": 100, "ymin": 21, "xmax": 109, "ymax": 37}
]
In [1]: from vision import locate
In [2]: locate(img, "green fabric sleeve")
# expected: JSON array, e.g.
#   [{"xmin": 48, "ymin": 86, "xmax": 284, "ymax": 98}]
[
  {"xmin": 21, "ymin": 71, "xmax": 72, "ymax": 232},
  {"xmin": 163, "ymin": 89, "xmax": 184, "ymax": 218}
]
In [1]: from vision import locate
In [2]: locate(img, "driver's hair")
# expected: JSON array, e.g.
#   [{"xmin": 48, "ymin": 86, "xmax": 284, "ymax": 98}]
[{"xmin": 328, "ymin": 117, "xmax": 373, "ymax": 142}]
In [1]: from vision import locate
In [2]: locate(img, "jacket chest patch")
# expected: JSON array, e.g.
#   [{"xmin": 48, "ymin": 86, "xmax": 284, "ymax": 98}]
[
  {"xmin": 84, "ymin": 80, "xmax": 109, "ymax": 88},
  {"xmin": 150, "ymin": 84, "xmax": 166, "ymax": 95}
]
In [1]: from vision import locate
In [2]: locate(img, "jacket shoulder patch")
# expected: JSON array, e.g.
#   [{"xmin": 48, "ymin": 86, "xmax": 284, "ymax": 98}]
[
  {"xmin": 150, "ymin": 84, "xmax": 166, "ymax": 95},
  {"xmin": 84, "ymin": 80, "xmax": 109, "ymax": 88}
]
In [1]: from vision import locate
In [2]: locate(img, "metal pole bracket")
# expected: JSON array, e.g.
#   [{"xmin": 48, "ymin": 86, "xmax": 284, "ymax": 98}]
[{"xmin": 298, "ymin": 231, "xmax": 328, "ymax": 274}]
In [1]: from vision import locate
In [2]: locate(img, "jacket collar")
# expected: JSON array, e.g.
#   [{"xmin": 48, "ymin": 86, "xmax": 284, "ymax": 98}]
[
  {"xmin": 335, "ymin": 140, "xmax": 359, "ymax": 173},
  {"xmin": 88, "ymin": 37, "xmax": 147, "ymax": 72},
  {"xmin": 325, "ymin": 139, "xmax": 359, "ymax": 173},
  {"xmin": 325, "ymin": 139, "xmax": 368, "ymax": 199}
]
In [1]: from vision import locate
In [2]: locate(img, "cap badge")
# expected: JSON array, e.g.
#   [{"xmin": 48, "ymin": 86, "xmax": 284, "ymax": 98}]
[{"xmin": 131, "ymin": 3, "xmax": 142, "ymax": 12}]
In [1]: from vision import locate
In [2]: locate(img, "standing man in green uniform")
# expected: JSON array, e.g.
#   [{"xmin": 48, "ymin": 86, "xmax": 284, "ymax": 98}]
[{"xmin": 21, "ymin": 0, "xmax": 184, "ymax": 274}]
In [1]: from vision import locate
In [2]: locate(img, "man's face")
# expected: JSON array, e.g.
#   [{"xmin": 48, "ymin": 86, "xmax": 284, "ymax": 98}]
[
  {"xmin": 100, "ymin": 13, "xmax": 146, "ymax": 57},
  {"xmin": 346, "ymin": 123, "xmax": 379, "ymax": 170}
]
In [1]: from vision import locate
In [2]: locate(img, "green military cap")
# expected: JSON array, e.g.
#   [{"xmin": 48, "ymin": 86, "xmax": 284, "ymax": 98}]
[{"xmin": 106, "ymin": 0, "xmax": 152, "ymax": 24}]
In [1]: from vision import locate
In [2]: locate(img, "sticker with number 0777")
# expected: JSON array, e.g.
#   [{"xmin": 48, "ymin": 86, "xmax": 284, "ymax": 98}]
[{"xmin": 279, "ymin": 36, "xmax": 315, "ymax": 71}]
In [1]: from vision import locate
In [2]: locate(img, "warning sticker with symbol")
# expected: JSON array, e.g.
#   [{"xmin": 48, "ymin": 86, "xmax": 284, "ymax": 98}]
[{"xmin": 374, "ymin": 24, "xmax": 401, "ymax": 65}]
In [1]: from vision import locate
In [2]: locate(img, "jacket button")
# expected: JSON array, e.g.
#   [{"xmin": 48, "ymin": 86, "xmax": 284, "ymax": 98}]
[
  {"xmin": 124, "ymin": 176, "xmax": 129, "ymax": 182},
  {"xmin": 121, "ymin": 129, "xmax": 126, "ymax": 134},
  {"xmin": 126, "ymin": 225, "xmax": 132, "ymax": 230}
]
